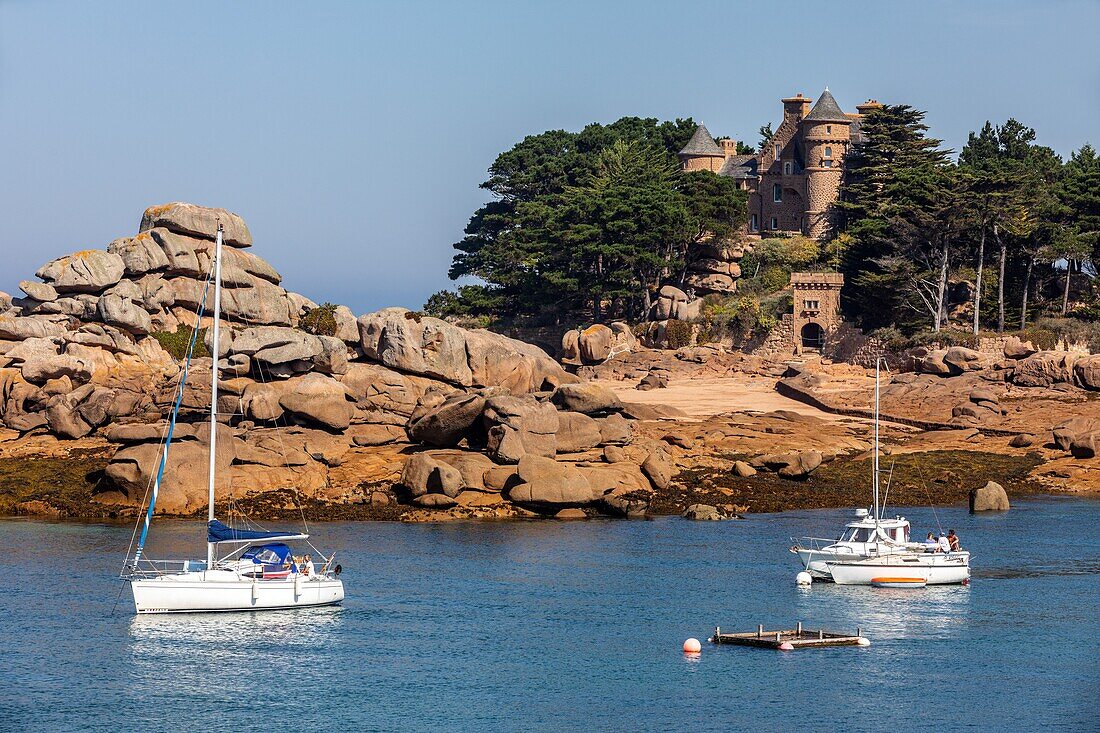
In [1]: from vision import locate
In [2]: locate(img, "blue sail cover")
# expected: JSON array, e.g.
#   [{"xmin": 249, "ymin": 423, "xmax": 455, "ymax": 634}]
[{"xmin": 207, "ymin": 519, "xmax": 306, "ymax": 543}]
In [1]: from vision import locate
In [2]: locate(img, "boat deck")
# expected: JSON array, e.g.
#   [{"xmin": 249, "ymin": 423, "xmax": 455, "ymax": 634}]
[{"xmin": 709, "ymin": 623, "xmax": 867, "ymax": 650}]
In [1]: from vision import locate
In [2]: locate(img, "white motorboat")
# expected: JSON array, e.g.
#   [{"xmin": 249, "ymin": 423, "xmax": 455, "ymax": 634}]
[
  {"xmin": 789, "ymin": 358, "xmax": 971, "ymax": 584},
  {"xmin": 791, "ymin": 508, "xmax": 913, "ymax": 579},
  {"xmin": 790, "ymin": 358, "xmax": 913, "ymax": 580},
  {"xmin": 828, "ymin": 550, "xmax": 971, "ymax": 586},
  {"xmin": 123, "ymin": 225, "xmax": 344, "ymax": 613}
]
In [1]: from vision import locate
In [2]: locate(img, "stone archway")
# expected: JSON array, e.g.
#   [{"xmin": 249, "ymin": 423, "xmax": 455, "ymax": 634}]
[{"xmin": 800, "ymin": 322, "xmax": 825, "ymax": 350}]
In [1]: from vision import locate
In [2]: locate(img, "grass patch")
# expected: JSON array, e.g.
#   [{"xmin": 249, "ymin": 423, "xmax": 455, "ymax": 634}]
[
  {"xmin": 152, "ymin": 326, "xmax": 210, "ymax": 360},
  {"xmin": 0, "ymin": 456, "xmax": 111, "ymax": 517},
  {"xmin": 657, "ymin": 449, "xmax": 1047, "ymax": 515}
]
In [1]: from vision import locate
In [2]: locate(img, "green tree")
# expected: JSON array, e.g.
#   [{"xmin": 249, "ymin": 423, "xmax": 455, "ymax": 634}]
[
  {"xmin": 680, "ymin": 170, "xmax": 749, "ymax": 246},
  {"xmin": 553, "ymin": 139, "xmax": 688, "ymax": 319},
  {"xmin": 757, "ymin": 123, "xmax": 774, "ymax": 150},
  {"xmin": 836, "ymin": 105, "xmax": 957, "ymax": 332},
  {"xmin": 443, "ymin": 117, "xmax": 744, "ymax": 322},
  {"xmin": 1059, "ymin": 144, "xmax": 1100, "ymax": 313},
  {"xmin": 959, "ymin": 119, "xmax": 1062, "ymax": 332}
]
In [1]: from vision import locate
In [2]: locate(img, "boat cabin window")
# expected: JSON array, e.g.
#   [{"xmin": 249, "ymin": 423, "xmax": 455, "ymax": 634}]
[
  {"xmin": 844, "ymin": 527, "xmax": 876, "ymax": 542},
  {"xmin": 246, "ymin": 547, "xmax": 283, "ymax": 564}
]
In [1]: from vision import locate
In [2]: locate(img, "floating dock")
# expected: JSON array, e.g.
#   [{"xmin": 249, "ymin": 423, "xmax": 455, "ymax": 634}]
[{"xmin": 709, "ymin": 622, "xmax": 868, "ymax": 650}]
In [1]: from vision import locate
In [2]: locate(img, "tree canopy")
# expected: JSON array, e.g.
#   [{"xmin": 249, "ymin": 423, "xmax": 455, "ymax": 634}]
[{"xmin": 437, "ymin": 117, "xmax": 747, "ymax": 322}]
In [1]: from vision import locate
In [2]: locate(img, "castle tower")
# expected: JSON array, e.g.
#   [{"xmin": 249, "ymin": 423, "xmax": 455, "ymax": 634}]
[
  {"xmin": 790, "ymin": 272, "xmax": 844, "ymax": 354},
  {"xmin": 801, "ymin": 89, "xmax": 852, "ymax": 239},
  {"xmin": 678, "ymin": 124, "xmax": 726, "ymax": 172}
]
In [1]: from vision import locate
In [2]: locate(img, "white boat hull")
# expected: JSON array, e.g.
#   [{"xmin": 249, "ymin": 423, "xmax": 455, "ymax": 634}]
[
  {"xmin": 794, "ymin": 542, "xmax": 908, "ymax": 580},
  {"xmin": 828, "ymin": 552, "xmax": 970, "ymax": 586},
  {"xmin": 131, "ymin": 570, "xmax": 344, "ymax": 613}
]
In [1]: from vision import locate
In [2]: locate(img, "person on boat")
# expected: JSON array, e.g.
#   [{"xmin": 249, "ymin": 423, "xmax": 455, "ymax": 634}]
[
  {"xmin": 938, "ymin": 533, "xmax": 951, "ymax": 553},
  {"xmin": 924, "ymin": 532, "xmax": 940, "ymax": 552},
  {"xmin": 303, "ymin": 554, "xmax": 315, "ymax": 578},
  {"xmin": 947, "ymin": 530, "xmax": 961, "ymax": 551}
]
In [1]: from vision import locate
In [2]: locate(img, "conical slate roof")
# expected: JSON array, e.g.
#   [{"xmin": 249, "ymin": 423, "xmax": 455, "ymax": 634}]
[
  {"xmin": 679, "ymin": 124, "xmax": 724, "ymax": 156},
  {"xmin": 804, "ymin": 89, "xmax": 850, "ymax": 123}
]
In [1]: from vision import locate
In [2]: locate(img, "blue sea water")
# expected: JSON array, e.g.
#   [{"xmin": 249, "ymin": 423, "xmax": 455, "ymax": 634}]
[{"xmin": 1, "ymin": 497, "xmax": 1098, "ymax": 733}]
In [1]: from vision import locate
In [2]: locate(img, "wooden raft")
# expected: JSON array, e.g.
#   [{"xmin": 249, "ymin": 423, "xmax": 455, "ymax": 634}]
[{"xmin": 709, "ymin": 622, "xmax": 866, "ymax": 650}]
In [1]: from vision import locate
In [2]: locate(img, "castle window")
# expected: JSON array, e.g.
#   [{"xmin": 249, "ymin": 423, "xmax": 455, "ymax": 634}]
[
  {"xmin": 783, "ymin": 162, "xmax": 792, "ymax": 176},
  {"xmin": 773, "ymin": 184, "xmax": 782, "ymax": 203},
  {"xmin": 823, "ymin": 160, "xmax": 833, "ymax": 168},
  {"xmin": 805, "ymin": 299, "xmax": 820, "ymax": 311},
  {"xmin": 750, "ymin": 214, "xmax": 758, "ymax": 231},
  {"xmin": 770, "ymin": 217, "xmax": 778, "ymax": 230},
  {"xmin": 824, "ymin": 146, "xmax": 833, "ymax": 159},
  {"xmin": 826, "ymin": 125, "xmax": 832, "ymax": 134},
  {"xmin": 774, "ymin": 144, "xmax": 781, "ymax": 160}
]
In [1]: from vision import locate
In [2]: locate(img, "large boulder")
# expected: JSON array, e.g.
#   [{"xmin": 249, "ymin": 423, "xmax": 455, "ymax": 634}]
[
  {"xmin": 0, "ymin": 315, "xmax": 70, "ymax": 341},
  {"xmin": 465, "ymin": 329, "xmax": 569, "ymax": 393},
  {"xmin": 399, "ymin": 453, "xmax": 464, "ymax": 498},
  {"xmin": 1012, "ymin": 349, "xmax": 1082, "ymax": 385},
  {"xmin": 1014, "ymin": 351, "xmax": 1079, "ymax": 388},
  {"xmin": 1052, "ymin": 418, "xmax": 1100, "ymax": 457},
  {"xmin": 508, "ymin": 454, "xmax": 594, "ymax": 506},
  {"xmin": 918, "ymin": 350, "xmax": 952, "ymax": 376},
  {"xmin": 752, "ymin": 450, "xmax": 822, "ymax": 480},
  {"xmin": 106, "ymin": 429, "xmax": 235, "ymax": 514},
  {"xmin": 969, "ymin": 480, "xmax": 1010, "ymax": 512},
  {"xmin": 651, "ymin": 285, "xmax": 701, "ymax": 321},
  {"xmin": 107, "ymin": 232, "xmax": 171, "ymax": 276},
  {"xmin": 96, "ymin": 292, "xmax": 152, "ymax": 335},
  {"xmin": 578, "ymin": 325, "xmax": 613, "ymax": 364},
  {"xmin": 560, "ymin": 329, "xmax": 581, "ymax": 365},
  {"xmin": 20, "ymin": 355, "xmax": 92, "ymax": 384},
  {"xmin": 339, "ymin": 363, "xmax": 442, "ymax": 426},
  {"xmin": 1072, "ymin": 355, "xmax": 1100, "ymax": 391},
  {"xmin": 406, "ymin": 392, "xmax": 486, "ymax": 446},
  {"xmin": 555, "ymin": 411, "xmax": 603, "ymax": 453},
  {"xmin": 36, "ymin": 251, "xmax": 125, "ymax": 294},
  {"xmin": 682, "ymin": 504, "xmax": 723, "ymax": 521},
  {"xmin": 357, "ymin": 308, "xmax": 570, "ymax": 392},
  {"xmin": 550, "ymin": 383, "xmax": 622, "ymax": 415},
  {"xmin": 140, "ymin": 202, "xmax": 252, "ymax": 248},
  {"xmin": 19, "ymin": 280, "xmax": 58, "ymax": 302},
  {"xmin": 1003, "ymin": 336, "xmax": 1037, "ymax": 360},
  {"xmin": 482, "ymin": 394, "xmax": 558, "ymax": 462},
  {"xmin": 943, "ymin": 346, "xmax": 982, "ymax": 374},
  {"xmin": 277, "ymin": 373, "xmax": 354, "ymax": 430},
  {"xmin": 640, "ymin": 449, "xmax": 672, "ymax": 490}
]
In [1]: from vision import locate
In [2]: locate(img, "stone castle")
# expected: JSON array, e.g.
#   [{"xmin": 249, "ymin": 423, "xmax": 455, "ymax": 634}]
[{"xmin": 678, "ymin": 89, "xmax": 881, "ymax": 240}]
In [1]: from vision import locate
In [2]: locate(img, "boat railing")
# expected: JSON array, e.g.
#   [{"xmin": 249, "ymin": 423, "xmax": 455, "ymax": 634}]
[
  {"xmin": 791, "ymin": 536, "xmax": 839, "ymax": 552},
  {"xmin": 123, "ymin": 558, "xmax": 207, "ymax": 579}
]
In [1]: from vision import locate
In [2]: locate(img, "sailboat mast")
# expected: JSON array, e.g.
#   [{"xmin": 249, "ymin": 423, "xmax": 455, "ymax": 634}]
[
  {"xmin": 873, "ymin": 357, "xmax": 881, "ymax": 526},
  {"xmin": 206, "ymin": 225, "xmax": 224, "ymax": 568}
]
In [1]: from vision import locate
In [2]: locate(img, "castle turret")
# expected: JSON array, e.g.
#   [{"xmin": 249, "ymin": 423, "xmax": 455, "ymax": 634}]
[
  {"xmin": 678, "ymin": 124, "xmax": 725, "ymax": 172},
  {"xmin": 801, "ymin": 89, "xmax": 852, "ymax": 238}
]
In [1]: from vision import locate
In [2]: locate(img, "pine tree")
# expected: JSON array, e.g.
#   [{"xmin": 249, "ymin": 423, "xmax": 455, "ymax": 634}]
[{"xmin": 836, "ymin": 105, "xmax": 956, "ymax": 332}]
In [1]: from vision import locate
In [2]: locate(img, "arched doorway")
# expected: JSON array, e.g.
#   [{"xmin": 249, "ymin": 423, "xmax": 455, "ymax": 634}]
[{"xmin": 801, "ymin": 323, "xmax": 825, "ymax": 350}]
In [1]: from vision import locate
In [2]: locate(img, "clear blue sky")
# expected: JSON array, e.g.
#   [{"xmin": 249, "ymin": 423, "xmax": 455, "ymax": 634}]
[{"xmin": 2, "ymin": 1, "xmax": 1097, "ymax": 315}]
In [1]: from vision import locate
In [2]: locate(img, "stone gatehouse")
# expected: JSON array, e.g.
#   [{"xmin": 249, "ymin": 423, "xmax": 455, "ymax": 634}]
[{"xmin": 790, "ymin": 272, "xmax": 844, "ymax": 354}]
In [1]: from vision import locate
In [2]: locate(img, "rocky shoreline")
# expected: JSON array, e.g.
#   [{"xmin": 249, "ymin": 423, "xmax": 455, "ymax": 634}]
[{"xmin": 2, "ymin": 203, "xmax": 1097, "ymax": 523}]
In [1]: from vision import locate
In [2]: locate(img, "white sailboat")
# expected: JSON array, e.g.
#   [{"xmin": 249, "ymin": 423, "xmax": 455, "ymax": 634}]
[
  {"xmin": 123, "ymin": 225, "xmax": 344, "ymax": 613},
  {"xmin": 789, "ymin": 358, "xmax": 970, "ymax": 584}
]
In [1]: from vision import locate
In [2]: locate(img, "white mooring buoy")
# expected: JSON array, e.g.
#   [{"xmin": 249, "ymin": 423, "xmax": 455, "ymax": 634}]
[
  {"xmin": 683, "ymin": 638, "xmax": 702, "ymax": 654},
  {"xmin": 796, "ymin": 571, "xmax": 813, "ymax": 586}
]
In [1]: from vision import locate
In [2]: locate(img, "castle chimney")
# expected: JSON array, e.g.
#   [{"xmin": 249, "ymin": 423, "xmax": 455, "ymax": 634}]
[
  {"xmin": 719, "ymin": 138, "xmax": 738, "ymax": 158},
  {"xmin": 856, "ymin": 99, "xmax": 883, "ymax": 115},
  {"xmin": 782, "ymin": 93, "xmax": 812, "ymax": 121}
]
